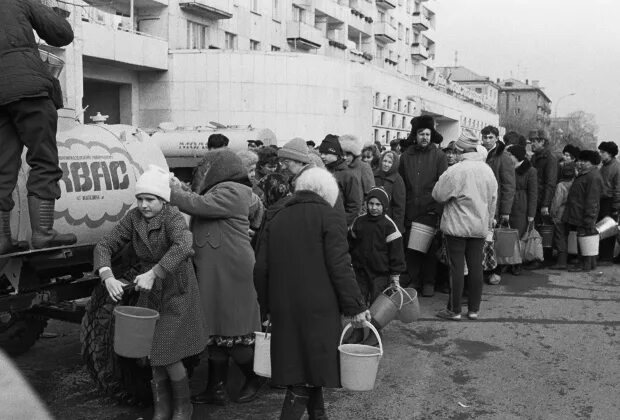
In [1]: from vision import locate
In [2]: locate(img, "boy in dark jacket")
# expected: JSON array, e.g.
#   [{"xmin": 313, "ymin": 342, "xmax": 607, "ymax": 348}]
[
  {"xmin": 349, "ymin": 187, "xmax": 406, "ymax": 306},
  {"xmin": 563, "ymin": 150, "xmax": 603, "ymax": 272}
]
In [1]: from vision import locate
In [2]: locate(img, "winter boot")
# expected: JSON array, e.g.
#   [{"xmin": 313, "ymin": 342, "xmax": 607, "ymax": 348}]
[
  {"xmin": 191, "ymin": 358, "xmax": 229, "ymax": 405},
  {"xmin": 551, "ymin": 252, "xmax": 568, "ymax": 270},
  {"xmin": 0, "ymin": 211, "xmax": 28, "ymax": 255},
  {"xmin": 308, "ymin": 387, "xmax": 328, "ymax": 420},
  {"xmin": 150, "ymin": 378, "xmax": 172, "ymax": 420},
  {"xmin": 236, "ymin": 361, "xmax": 265, "ymax": 403},
  {"xmin": 279, "ymin": 387, "xmax": 310, "ymax": 420},
  {"xmin": 28, "ymin": 197, "xmax": 76, "ymax": 249},
  {"xmin": 170, "ymin": 377, "xmax": 193, "ymax": 420}
]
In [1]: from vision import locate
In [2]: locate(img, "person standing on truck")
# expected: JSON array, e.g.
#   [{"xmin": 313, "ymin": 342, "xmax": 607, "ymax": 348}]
[
  {"xmin": 94, "ymin": 165, "xmax": 207, "ymax": 420},
  {"xmin": 0, "ymin": 0, "xmax": 76, "ymax": 255}
]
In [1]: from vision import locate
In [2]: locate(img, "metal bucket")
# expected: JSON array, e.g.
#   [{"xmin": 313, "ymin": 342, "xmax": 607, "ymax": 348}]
[
  {"xmin": 38, "ymin": 49, "xmax": 65, "ymax": 78},
  {"xmin": 538, "ymin": 224, "xmax": 554, "ymax": 248},
  {"xmin": 596, "ymin": 216, "xmax": 619, "ymax": 240},
  {"xmin": 369, "ymin": 286, "xmax": 403, "ymax": 329},
  {"xmin": 396, "ymin": 287, "xmax": 420, "ymax": 324},
  {"xmin": 407, "ymin": 222, "xmax": 436, "ymax": 253}
]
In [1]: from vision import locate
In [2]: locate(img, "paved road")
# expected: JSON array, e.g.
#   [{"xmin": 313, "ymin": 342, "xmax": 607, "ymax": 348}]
[{"xmin": 13, "ymin": 266, "xmax": 620, "ymax": 420}]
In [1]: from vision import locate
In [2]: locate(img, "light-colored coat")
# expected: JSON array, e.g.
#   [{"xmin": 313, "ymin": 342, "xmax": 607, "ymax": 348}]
[{"xmin": 432, "ymin": 153, "xmax": 498, "ymax": 238}]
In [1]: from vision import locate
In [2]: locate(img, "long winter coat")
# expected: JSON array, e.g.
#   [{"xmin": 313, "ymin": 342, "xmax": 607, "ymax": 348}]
[
  {"xmin": 599, "ymin": 158, "xmax": 620, "ymax": 212},
  {"xmin": 531, "ymin": 146, "xmax": 559, "ymax": 209},
  {"xmin": 0, "ymin": 0, "xmax": 73, "ymax": 107},
  {"xmin": 509, "ymin": 160, "xmax": 538, "ymax": 237},
  {"xmin": 486, "ymin": 141, "xmax": 516, "ymax": 217},
  {"xmin": 562, "ymin": 167, "xmax": 604, "ymax": 230},
  {"xmin": 348, "ymin": 157, "xmax": 375, "ymax": 195},
  {"xmin": 254, "ymin": 191, "xmax": 366, "ymax": 387},
  {"xmin": 374, "ymin": 164, "xmax": 406, "ymax": 233},
  {"xmin": 399, "ymin": 144, "xmax": 448, "ymax": 227},
  {"xmin": 329, "ymin": 160, "xmax": 363, "ymax": 226},
  {"xmin": 171, "ymin": 181, "xmax": 261, "ymax": 337},
  {"xmin": 93, "ymin": 205, "xmax": 206, "ymax": 366}
]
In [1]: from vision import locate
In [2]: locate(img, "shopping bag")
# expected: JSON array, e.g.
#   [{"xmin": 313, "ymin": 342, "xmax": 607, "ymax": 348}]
[
  {"xmin": 482, "ymin": 239, "xmax": 497, "ymax": 271},
  {"xmin": 253, "ymin": 323, "xmax": 271, "ymax": 378},
  {"xmin": 521, "ymin": 224, "xmax": 544, "ymax": 262},
  {"xmin": 496, "ymin": 239, "xmax": 522, "ymax": 265}
]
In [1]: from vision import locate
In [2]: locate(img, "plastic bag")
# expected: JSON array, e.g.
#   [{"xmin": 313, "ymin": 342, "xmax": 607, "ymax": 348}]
[
  {"xmin": 482, "ymin": 239, "xmax": 497, "ymax": 271},
  {"xmin": 521, "ymin": 224, "xmax": 544, "ymax": 262},
  {"xmin": 496, "ymin": 239, "xmax": 522, "ymax": 265}
]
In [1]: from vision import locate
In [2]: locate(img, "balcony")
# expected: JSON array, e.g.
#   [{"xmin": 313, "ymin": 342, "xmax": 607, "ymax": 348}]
[
  {"xmin": 179, "ymin": 0, "xmax": 233, "ymax": 20},
  {"xmin": 81, "ymin": 10, "xmax": 168, "ymax": 70},
  {"xmin": 411, "ymin": 43, "xmax": 428, "ymax": 60},
  {"xmin": 286, "ymin": 21, "xmax": 322, "ymax": 49},
  {"xmin": 82, "ymin": 0, "xmax": 168, "ymax": 7},
  {"xmin": 314, "ymin": 0, "xmax": 348, "ymax": 23},
  {"xmin": 412, "ymin": 12, "xmax": 430, "ymax": 31},
  {"xmin": 376, "ymin": 0, "xmax": 396, "ymax": 9},
  {"xmin": 373, "ymin": 22, "xmax": 397, "ymax": 43}
]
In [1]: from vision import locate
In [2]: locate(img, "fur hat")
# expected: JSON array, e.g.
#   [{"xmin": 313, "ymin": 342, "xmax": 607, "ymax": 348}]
[
  {"xmin": 318, "ymin": 134, "xmax": 343, "ymax": 157},
  {"xmin": 578, "ymin": 150, "xmax": 601, "ymax": 165},
  {"xmin": 339, "ymin": 134, "xmax": 364, "ymax": 156},
  {"xmin": 507, "ymin": 144, "xmax": 527, "ymax": 162},
  {"xmin": 455, "ymin": 128, "xmax": 480, "ymax": 152},
  {"xmin": 135, "ymin": 165, "xmax": 170, "ymax": 202},
  {"xmin": 366, "ymin": 187, "xmax": 390, "ymax": 210},
  {"xmin": 295, "ymin": 167, "xmax": 339, "ymax": 207},
  {"xmin": 278, "ymin": 137, "xmax": 312, "ymax": 164},
  {"xmin": 236, "ymin": 150, "xmax": 258, "ymax": 171},
  {"xmin": 598, "ymin": 141, "xmax": 619, "ymax": 157},
  {"xmin": 192, "ymin": 149, "xmax": 247, "ymax": 194},
  {"xmin": 562, "ymin": 144, "xmax": 580, "ymax": 160},
  {"xmin": 257, "ymin": 146, "xmax": 279, "ymax": 167},
  {"xmin": 528, "ymin": 129, "xmax": 550, "ymax": 141}
]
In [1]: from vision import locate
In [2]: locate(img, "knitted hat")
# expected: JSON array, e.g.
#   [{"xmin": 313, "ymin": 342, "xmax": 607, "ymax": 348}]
[
  {"xmin": 366, "ymin": 187, "xmax": 390, "ymax": 210},
  {"xmin": 507, "ymin": 144, "xmax": 527, "ymax": 162},
  {"xmin": 339, "ymin": 134, "xmax": 364, "ymax": 156},
  {"xmin": 598, "ymin": 141, "xmax": 619, "ymax": 157},
  {"xmin": 192, "ymin": 149, "xmax": 247, "ymax": 194},
  {"xmin": 578, "ymin": 150, "xmax": 601, "ymax": 165},
  {"xmin": 455, "ymin": 128, "xmax": 480, "ymax": 152},
  {"xmin": 135, "ymin": 165, "xmax": 170, "ymax": 202},
  {"xmin": 318, "ymin": 134, "xmax": 343, "ymax": 157},
  {"xmin": 277, "ymin": 137, "xmax": 312, "ymax": 164},
  {"xmin": 562, "ymin": 144, "xmax": 580, "ymax": 160}
]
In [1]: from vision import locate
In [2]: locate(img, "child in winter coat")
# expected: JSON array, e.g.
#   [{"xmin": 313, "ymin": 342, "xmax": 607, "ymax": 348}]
[{"xmin": 550, "ymin": 162, "xmax": 576, "ymax": 269}]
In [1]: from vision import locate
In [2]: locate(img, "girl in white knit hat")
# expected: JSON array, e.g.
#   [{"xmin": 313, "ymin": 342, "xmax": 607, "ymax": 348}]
[{"xmin": 93, "ymin": 165, "xmax": 206, "ymax": 420}]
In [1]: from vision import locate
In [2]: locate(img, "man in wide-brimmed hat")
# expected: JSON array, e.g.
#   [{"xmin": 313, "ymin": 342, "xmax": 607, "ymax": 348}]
[{"xmin": 399, "ymin": 115, "xmax": 448, "ymax": 297}]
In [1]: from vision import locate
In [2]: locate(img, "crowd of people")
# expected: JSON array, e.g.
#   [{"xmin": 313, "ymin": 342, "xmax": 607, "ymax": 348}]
[{"xmin": 94, "ymin": 115, "xmax": 618, "ymax": 420}]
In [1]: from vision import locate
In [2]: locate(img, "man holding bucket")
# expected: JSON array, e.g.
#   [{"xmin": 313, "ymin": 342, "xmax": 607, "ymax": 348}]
[
  {"xmin": 0, "ymin": 0, "xmax": 76, "ymax": 254},
  {"xmin": 597, "ymin": 142, "xmax": 620, "ymax": 265},
  {"xmin": 398, "ymin": 115, "xmax": 448, "ymax": 297}
]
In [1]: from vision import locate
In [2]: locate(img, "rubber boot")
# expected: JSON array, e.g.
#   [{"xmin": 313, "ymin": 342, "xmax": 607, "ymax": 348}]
[
  {"xmin": 28, "ymin": 197, "xmax": 77, "ymax": 249},
  {"xmin": 150, "ymin": 378, "xmax": 172, "ymax": 420},
  {"xmin": 236, "ymin": 361, "xmax": 265, "ymax": 403},
  {"xmin": 191, "ymin": 358, "xmax": 229, "ymax": 405},
  {"xmin": 551, "ymin": 252, "xmax": 567, "ymax": 270},
  {"xmin": 279, "ymin": 387, "xmax": 310, "ymax": 420},
  {"xmin": 170, "ymin": 377, "xmax": 193, "ymax": 420},
  {"xmin": 0, "ymin": 211, "xmax": 28, "ymax": 255},
  {"xmin": 569, "ymin": 256, "xmax": 587, "ymax": 272},
  {"xmin": 308, "ymin": 387, "xmax": 328, "ymax": 420}
]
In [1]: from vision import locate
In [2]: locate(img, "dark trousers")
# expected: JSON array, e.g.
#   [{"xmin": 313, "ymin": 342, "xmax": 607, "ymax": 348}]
[
  {"xmin": 354, "ymin": 267, "xmax": 388, "ymax": 307},
  {"xmin": 0, "ymin": 97, "xmax": 61, "ymax": 211},
  {"xmin": 598, "ymin": 198, "xmax": 615, "ymax": 262},
  {"xmin": 445, "ymin": 235, "xmax": 484, "ymax": 314},
  {"xmin": 553, "ymin": 222, "xmax": 567, "ymax": 254}
]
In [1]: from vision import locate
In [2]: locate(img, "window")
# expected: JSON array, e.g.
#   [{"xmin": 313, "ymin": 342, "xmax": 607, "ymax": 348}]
[
  {"xmin": 386, "ymin": 131, "xmax": 391, "ymax": 141},
  {"xmin": 187, "ymin": 21, "xmax": 207, "ymax": 50},
  {"xmin": 475, "ymin": 87, "xmax": 482, "ymax": 93},
  {"xmin": 397, "ymin": 99, "xmax": 402, "ymax": 111},
  {"xmin": 250, "ymin": 39, "xmax": 260, "ymax": 51},
  {"xmin": 398, "ymin": 23, "xmax": 403, "ymax": 40},
  {"xmin": 378, "ymin": 11, "xmax": 385, "ymax": 23},
  {"xmin": 271, "ymin": 45, "xmax": 280, "ymax": 51},
  {"xmin": 292, "ymin": 5, "xmax": 305, "ymax": 23},
  {"xmin": 391, "ymin": 114, "xmax": 396, "ymax": 127},
  {"xmin": 272, "ymin": 0, "xmax": 280, "ymax": 21},
  {"xmin": 250, "ymin": 0, "xmax": 259, "ymax": 14},
  {"xmin": 405, "ymin": 28, "xmax": 410, "ymax": 44},
  {"xmin": 402, "ymin": 116, "xmax": 406, "ymax": 128},
  {"xmin": 386, "ymin": 95, "xmax": 391, "ymax": 109},
  {"xmin": 375, "ymin": 92, "xmax": 381, "ymax": 106},
  {"xmin": 225, "ymin": 32, "xmax": 237, "ymax": 50},
  {"xmin": 380, "ymin": 112, "xmax": 386, "ymax": 125},
  {"xmin": 514, "ymin": 108, "xmax": 521, "ymax": 115},
  {"xmin": 374, "ymin": 129, "xmax": 379, "ymax": 142}
]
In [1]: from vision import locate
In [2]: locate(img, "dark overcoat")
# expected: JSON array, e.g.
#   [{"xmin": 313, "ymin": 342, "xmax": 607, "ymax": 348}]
[
  {"xmin": 374, "ymin": 164, "xmax": 406, "ymax": 233},
  {"xmin": 531, "ymin": 146, "xmax": 559, "ymax": 209},
  {"xmin": 486, "ymin": 141, "xmax": 516, "ymax": 217},
  {"xmin": 563, "ymin": 167, "xmax": 604, "ymax": 230},
  {"xmin": 93, "ymin": 205, "xmax": 207, "ymax": 366},
  {"xmin": 509, "ymin": 160, "xmax": 538, "ymax": 237},
  {"xmin": 254, "ymin": 191, "xmax": 366, "ymax": 387}
]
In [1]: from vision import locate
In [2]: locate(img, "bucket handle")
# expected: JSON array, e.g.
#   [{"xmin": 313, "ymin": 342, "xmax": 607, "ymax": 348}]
[
  {"xmin": 395, "ymin": 285, "xmax": 413, "ymax": 304},
  {"xmin": 339, "ymin": 321, "xmax": 383, "ymax": 356},
  {"xmin": 382, "ymin": 285, "xmax": 404, "ymax": 309}
]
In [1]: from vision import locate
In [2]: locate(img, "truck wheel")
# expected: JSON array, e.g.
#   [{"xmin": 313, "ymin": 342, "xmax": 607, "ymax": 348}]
[
  {"xmin": 0, "ymin": 313, "xmax": 48, "ymax": 356},
  {"xmin": 80, "ymin": 284, "xmax": 152, "ymax": 405}
]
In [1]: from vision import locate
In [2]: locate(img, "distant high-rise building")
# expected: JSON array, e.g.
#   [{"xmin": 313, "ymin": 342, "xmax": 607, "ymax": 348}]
[{"xmin": 498, "ymin": 78, "xmax": 552, "ymax": 134}]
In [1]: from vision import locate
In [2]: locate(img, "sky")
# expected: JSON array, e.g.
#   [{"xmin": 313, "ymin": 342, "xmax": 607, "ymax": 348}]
[{"xmin": 433, "ymin": 0, "xmax": 620, "ymax": 142}]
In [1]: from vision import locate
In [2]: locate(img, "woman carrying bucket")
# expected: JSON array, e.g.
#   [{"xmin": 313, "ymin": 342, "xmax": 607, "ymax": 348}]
[
  {"xmin": 254, "ymin": 167, "xmax": 369, "ymax": 420},
  {"xmin": 94, "ymin": 165, "xmax": 207, "ymax": 420}
]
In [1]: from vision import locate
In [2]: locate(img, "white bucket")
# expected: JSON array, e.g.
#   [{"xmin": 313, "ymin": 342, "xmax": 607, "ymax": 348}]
[
  {"xmin": 407, "ymin": 222, "xmax": 436, "ymax": 253},
  {"xmin": 578, "ymin": 234, "xmax": 599, "ymax": 257},
  {"xmin": 567, "ymin": 231, "xmax": 578, "ymax": 255},
  {"xmin": 253, "ymin": 330, "xmax": 271, "ymax": 378},
  {"xmin": 596, "ymin": 216, "xmax": 619, "ymax": 240},
  {"xmin": 338, "ymin": 321, "xmax": 383, "ymax": 391}
]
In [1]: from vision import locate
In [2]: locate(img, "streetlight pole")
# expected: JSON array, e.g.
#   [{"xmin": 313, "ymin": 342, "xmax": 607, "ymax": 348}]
[{"xmin": 554, "ymin": 93, "xmax": 576, "ymax": 119}]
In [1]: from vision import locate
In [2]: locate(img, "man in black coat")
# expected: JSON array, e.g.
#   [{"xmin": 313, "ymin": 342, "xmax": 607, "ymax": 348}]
[{"xmin": 0, "ymin": 0, "xmax": 75, "ymax": 254}]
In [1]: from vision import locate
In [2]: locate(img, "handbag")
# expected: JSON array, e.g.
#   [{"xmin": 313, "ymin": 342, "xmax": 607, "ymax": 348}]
[
  {"xmin": 521, "ymin": 223, "xmax": 544, "ymax": 262},
  {"xmin": 482, "ymin": 238, "xmax": 497, "ymax": 271}
]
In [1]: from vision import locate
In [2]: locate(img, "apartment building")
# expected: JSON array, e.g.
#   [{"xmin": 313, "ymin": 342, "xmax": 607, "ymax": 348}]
[
  {"xmin": 46, "ymin": 0, "xmax": 498, "ymax": 144},
  {"xmin": 498, "ymin": 78, "xmax": 552, "ymax": 134}
]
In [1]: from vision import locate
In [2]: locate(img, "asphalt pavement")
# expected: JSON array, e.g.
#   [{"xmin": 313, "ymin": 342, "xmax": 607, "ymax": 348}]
[{"xmin": 12, "ymin": 266, "xmax": 620, "ymax": 420}]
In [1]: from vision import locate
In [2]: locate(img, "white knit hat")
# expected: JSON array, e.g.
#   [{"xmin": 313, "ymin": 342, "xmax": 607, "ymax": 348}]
[{"xmin": 135, "ymin": 165, "xmax": 171, "ymax": 202}]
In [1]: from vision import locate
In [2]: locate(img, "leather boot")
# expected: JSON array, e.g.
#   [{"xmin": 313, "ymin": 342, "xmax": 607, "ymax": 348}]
[
  {"xmin": 28, "ymin": 197, "xmax": 77, "ymax": 249},
  {"xmin": 308, "ymin": 387, "xmax": 328, "ymax": 420},
  {"xmin": 170, "ymin": 377, "xmax": 193, "ymax": 420},
  {"xmin": 236, "ymin": 361, "xmax": 265, "ymax": 403},
  {"xmin": 151, "ymin": 378, "xmax": 172, "ymax": 420},
  {"xmin": 0, "ymin": 211, "xmax": 28, "ymax": 255},
  {"xmin": 279, "ymin": 387, "xmax": 310, "ymax": 420},
  {"xmin": 551, "ymin": 252, "xmax": 567, "ymax": 270},
  {"xmin": 191, "ymin": 358, "xmax": 229, "ymax": 405}
]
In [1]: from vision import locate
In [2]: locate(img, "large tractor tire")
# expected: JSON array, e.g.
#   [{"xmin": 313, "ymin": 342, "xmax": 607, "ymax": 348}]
[
  {"xmin": 80, "ymin": 284, "xmax": 152, "ymax": 405},
  {"xmin": 0, "ymin": 313, "xmax": 48, "ymax": 356}
]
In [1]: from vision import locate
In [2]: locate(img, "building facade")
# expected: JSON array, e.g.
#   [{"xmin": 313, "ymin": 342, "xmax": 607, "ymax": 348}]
[
  {"xmin": 498, "ymin": 78, "xmax": 552, "ymax": 134},
  {"xmin": 45, "ymin": 0, "xmax": 498, "ymax": 145}
]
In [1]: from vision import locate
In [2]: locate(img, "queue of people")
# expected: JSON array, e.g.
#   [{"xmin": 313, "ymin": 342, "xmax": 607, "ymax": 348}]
[{"xmin": 94, "ymin": 117, "xmax": 618, "ymax": 420}]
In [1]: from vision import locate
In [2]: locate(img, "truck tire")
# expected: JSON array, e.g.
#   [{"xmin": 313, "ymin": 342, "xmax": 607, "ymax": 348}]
[
  {"xmin": 0, "ymin": 314, "xmax": 48, "ymax": 356},
  {"xmin": 80, "ymin": 284, "xmax": 152, "ymax": 405}
]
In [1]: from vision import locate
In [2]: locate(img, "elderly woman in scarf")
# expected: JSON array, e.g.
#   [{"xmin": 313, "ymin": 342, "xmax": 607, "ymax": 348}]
[{"xmin": 169, "ymin": 150, "xmax": 263, "ymax": 406}]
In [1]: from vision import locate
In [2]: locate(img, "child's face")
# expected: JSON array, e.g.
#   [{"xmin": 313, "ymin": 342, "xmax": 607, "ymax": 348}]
[{"xmin": 367, "ymin": 197, "xmax": 384, "ymax": 217}]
